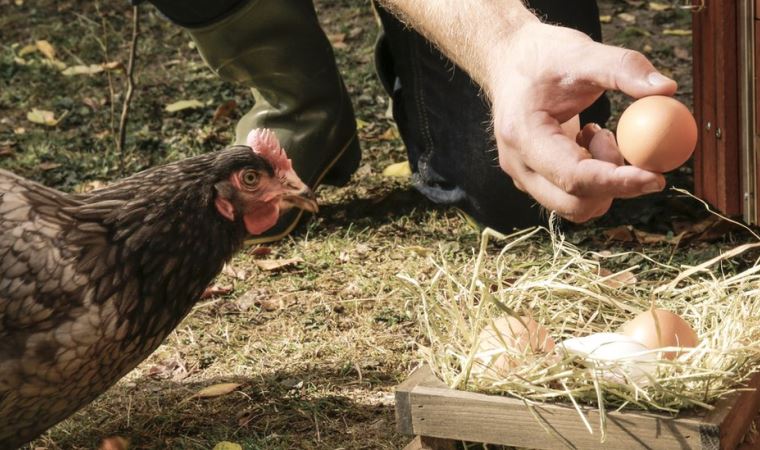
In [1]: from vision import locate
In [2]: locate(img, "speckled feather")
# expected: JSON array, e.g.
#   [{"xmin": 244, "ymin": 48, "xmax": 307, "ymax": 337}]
[{"xmin": 0, "ymin": 146, "xmax": 275, "ymax": 448}]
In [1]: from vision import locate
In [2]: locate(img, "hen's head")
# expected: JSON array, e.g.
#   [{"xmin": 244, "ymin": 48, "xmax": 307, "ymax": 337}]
[{"xmin": 212, "ymin": 129, "xmax": 317, "ymax": 235}]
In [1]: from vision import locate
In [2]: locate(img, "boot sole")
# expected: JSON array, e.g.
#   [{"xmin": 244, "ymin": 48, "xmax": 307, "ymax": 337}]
[{"xmin": 245, "ymin": 133, "xmax": 360, "ymax": 245}]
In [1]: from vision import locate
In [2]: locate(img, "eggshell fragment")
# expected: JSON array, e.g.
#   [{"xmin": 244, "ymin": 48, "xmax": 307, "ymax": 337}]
[
  {"xmin": 616, "ymin": 95, "xmax": 697, "ymax": 173},
  {"xmin": 474, "ymin": 316, "xmax": 555, "ymax": 375},
  {"xmin": 558, "ymin": 332, "xmax": 657, "ymax": 383},
  {"xmin": 620, "ymin": 309, "xmax": 699, "ymax": 360}
]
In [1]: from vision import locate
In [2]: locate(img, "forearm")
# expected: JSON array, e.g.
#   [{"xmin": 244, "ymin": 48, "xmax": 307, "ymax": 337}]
[{"xmin": 377, "ymin": 1, "xmax": 539, "ymax": 98}]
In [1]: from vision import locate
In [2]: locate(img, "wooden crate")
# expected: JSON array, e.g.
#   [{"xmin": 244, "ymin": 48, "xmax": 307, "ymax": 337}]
[{"xmin": 395, "ymin": 366, "xmax": 760, "ymax": 450}]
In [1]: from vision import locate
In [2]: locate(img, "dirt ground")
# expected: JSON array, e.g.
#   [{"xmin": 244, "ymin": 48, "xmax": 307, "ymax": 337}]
[{"xmin": 1, "ymin": 1, "xmax": 753, "ymax": 449}]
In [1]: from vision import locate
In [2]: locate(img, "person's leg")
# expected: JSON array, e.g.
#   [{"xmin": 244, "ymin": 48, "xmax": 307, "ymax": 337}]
[
  {"xmin": 142, "ymin": 0, "xmax": 361, "ymax": 241},
  {"xmin": 374, "ymin": 1, "xmax": 609, "ymax": 232}
]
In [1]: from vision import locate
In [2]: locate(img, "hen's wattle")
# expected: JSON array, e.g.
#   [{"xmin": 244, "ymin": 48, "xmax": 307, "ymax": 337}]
[{"xmin": 0, "ymin": 132, "xmax": 316, "ymax": 448}]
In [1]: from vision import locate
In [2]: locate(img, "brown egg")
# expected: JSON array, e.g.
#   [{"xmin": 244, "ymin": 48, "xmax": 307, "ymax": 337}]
[
  {"xmin": 616, "ymin": 95, "xmax": 698, "ymax": 173},
  {"xmin": 619, "ymin": 308, "xmax": 699, "ymax": 360},
  {"xmin": 476, "ymin": 316, "xmax": 555, "ymax": 375}
]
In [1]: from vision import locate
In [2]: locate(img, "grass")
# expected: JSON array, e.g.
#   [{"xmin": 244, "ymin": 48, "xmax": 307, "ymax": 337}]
[{"xmin": 2, "ymin": 0, "xmax": 755, "ymax": 449}]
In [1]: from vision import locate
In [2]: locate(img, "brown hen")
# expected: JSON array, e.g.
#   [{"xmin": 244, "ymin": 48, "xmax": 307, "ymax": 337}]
[{"xmin": 0, "ymin": 129, "xmax": 317, "ymax": 448}]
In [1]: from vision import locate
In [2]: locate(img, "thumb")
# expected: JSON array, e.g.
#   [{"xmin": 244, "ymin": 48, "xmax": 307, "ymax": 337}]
[{"xmin": 583, "ymin": 42, "xmax": 677, "ymax": 98}]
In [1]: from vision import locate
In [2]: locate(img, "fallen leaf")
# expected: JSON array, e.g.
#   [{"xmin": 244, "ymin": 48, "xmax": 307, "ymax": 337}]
[
  {"xmin": 83, "ymin": 97, "xmax": 105, "ymax": 110},
  {"xmin": 382, "ymin": 161, "xmax": 411, "ymax": 178},
  {"xmin": 98, "ymin": 436, "xmax": 129, "ymax": 450},
  {"xmin": 13, "ymin": 127, "xmax": 25, "ymax": 135},
  {"xmin": 257, "ymin": 297, "xmax": 282, "ymax": 312},
  {"xmin": 327, "ymin": 32, "xmax": 347, "ymax": 49},
  {"xmin": 147, "ymin": 358, "xmax": 188, "ymax": 381},
  {"xmin": 0, "ymin": 146, "xmax": 14, "ymax": 157},
  {"xmin": 597, "ymin": 268, "xmax": 638, "ymax": 288},
  {"xmin": 599, "ymin": 15, "xmax": 612, "ymax": 23},
  {"xmin": 250, "ymin": 246, "xmax": 272, "ymax": 257},
  {"xmin": 603, "ymin": 225, "xmax": 635, "ymax": 243},
  {"xmin": 378, "ymin": 126, "xmax": 400, "ymax": 141},
  {"xmin": 223, "ymin": 263, "xmax": 247, "ymax": 280},
  {"xmin": 212, "ymin": 442, "xmax": 242, "ymax": 450},
  {"xmin": 254, "ymin": 257, "xmax": 304, "ymax": 271},
  {"xmin": 648, "ymin": 1, "xmax": 671, "ymax": 11},
  {"xmin": 38, "ymin": 162, "xmax": 61, "ymax": 171},
  {"xmin": 191, "ymin": 382, "xmax": 241, "ymax": 400},
  {"xmin": 165, "ymin": 99, "xmax": 204, "ymax": 113},
  {"xmin": 18, "ymin": 44, "xmax": 37, "ymax": 57},
  {"xmin": 212, "ymin": 99, "xmax": 237, "ymax": 123},
  {"xmin": 674, "ymin": 47, "xmax": 690, "ymax": 60},
  {"xmin": 618, "ymin": 13, "xmax": 637, "ymax": 23},
  {"xmin": 200, "ymin": 284, "xmax": 233, "ymax": 299},
  {"xmin": 101, "ymin": 61, "xmax": 123, "ymax": 71},
  {"xmin": 356, "ymin": 118, "xmax": 369, "ymax": 130},
  {"xmin": 663, "ymin": 29, "xmax": 691, "ymax": 36},
  {"xmin": 624, "ymin": 0, "xmax": 645, "ymax": 6},
  {"xmin": 642, "ymin": 44, "xmax": 654, "ymax": 54},
  {"xmin": 35, "ymin": 40, "xmax": 56, "ymax": 60},
  {"xmin": 347, "ymin": 26, "xmax": 363, "ymax": 39},
  {"xmin": 26, "ymin": 108, "xmax": 59, "ymax": 126},
  {"xmin": 62, "ymin": 64, "xmax": 103, "ymax": 76},
  {"xmin": 632, "ymin": 229, "xmax": 676, "ymax": 245}
]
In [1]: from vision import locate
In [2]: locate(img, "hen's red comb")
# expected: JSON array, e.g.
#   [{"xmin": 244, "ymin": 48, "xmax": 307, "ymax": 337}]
[{"xmin": 246, "ymin": 129, "xmax": 293, "ymax": 173}]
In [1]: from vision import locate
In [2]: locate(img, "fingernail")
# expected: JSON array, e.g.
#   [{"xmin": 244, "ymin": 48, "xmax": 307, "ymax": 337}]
[
  {"xmin": 644, "ymin": 181, "xmax": 664, "ymax": 193},
  {"xmin": 648, "ymin": 72, "xmax": 673, "ymax": 87},
  {"xmin": 590, "ymin": 123, "xmax": 602, "ymax": 131}
]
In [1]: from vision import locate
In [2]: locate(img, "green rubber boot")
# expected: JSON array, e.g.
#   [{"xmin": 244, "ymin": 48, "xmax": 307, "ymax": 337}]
[{"xmin": 187, "ymin": 0, "xmax": 361, "ymax": 242}]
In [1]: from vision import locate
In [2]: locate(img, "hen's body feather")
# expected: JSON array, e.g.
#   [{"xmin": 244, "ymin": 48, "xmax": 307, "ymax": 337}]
[{"xmin": 0, "ymin": 147, "xmax": 273, "ymax": 448}]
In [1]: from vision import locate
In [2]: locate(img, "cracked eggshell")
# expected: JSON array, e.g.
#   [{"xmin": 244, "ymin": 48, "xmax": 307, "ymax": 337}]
[
  {"xmin": 473, "ymin": 316, "xmax": 555, "ymax": 376},
  {"xmin": 558, "ymin": 332, "xmax": 657, "ymax": 384}
]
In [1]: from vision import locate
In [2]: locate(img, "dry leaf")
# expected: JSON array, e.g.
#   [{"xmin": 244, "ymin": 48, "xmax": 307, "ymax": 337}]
[
  {"xmin": 597, "ymin": 268, "xmax": 638, "ymax": 288},
  {"xmin": 603, "ymin": 225, "xmax": 635, "ymax": 243},
  {"xmin": 35, "ymin": 40, "xmax": 56, "ymax": 60},
  {"xmin": 674, "ymin": 47, "xmax": 690, "ymax": 60},
  {"xmin": 663, "ymin": 29, "xmax": 691, "ymax": 36},
  {"xmin": 18, "ymin": 44, "xmax": 37, "ymax": 57},
  {"xmin": 327, "ymin": 32, "xmax": 347, "ymax": 49},
  {"xmin": 223, "ymin": 263, "xmax": 247, "ymax": 280},
  {"xmin": 347, "ymin": 26, "xmax": 363, "ymax": 39},
  {"xmin": 632, "ymin": 229, "xmax": 676, "ymax": 245},
  {"xmin": 165, "ymin": 99, "xmax": 204, "ymax": 113},
  {"xmin": 355, "ymin": 118, "xmax": 369, "ymax": 130},
  {"xmin": 190, "ymin": 382, "xmax": 241, "ymax": 400},
  {"xmin": 599, "ymin": 15, "xmax": 612, "ymax": 23},
  {"xmin": 0, "ymin": 146, "xmax": 14, "ymax": 157},
  {"xmin": 101, "ymin": 61, "xmax": 123, "ymax": 71},
  {"xmin": 38, "ymin": 162, "xmax": 61, "ymax": 171},
  {"xmin": 98, "ymin": 436, "xmax": 129, "ymax": 450},
  {"xmin": 254, "ymin": 257, "xmax": 304, "ymax": 271},
  {"xmin": 378, "ymin": 126, "xmax": 400, "ymax": 141},
  {"xmin": 200, "ymin": 284, "xmax": 233, "ymax": 299},
  {"xmin": 212, "ymin": 99, "xmax": 237, "ymax": 123},
  {"xmin": 212, "ymin": 442, "xmax": 242, "ymax": 450},
  {"xmin": 257, "ymin": 297, "xmax": 282, "ymax": 312},
  {"xmin": 618, "ymin": 13, "xmax": 637, "ymax": 23},
  {"xmin": 250, "ymin": 246, "xmax": 272, "ymax": 257},
  {"xmin": 62, "ymin": 64, "xmax": 103, "ymax": 76},
  {"xmin": 14, "ymin": 127, "xmax": 25, "ymax": 135},
  {"xmin": 405, "ymin": 245, "xmax": 431, "ymax": 257},
  {"xmin": 26, "ymin": 108, "xmax": 59, "ymax": 126},
  {"xmin": 648, "ymin": 2, "xmax": 671, "ymax": 11},
  {"xmin": 382, "ymin": 161, "xmax": 411, "ymax": 178}
]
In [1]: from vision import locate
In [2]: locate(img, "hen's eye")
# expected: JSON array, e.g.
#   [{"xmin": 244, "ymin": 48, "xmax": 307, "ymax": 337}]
[{"xmin": 241, "ymin": 170, "xmax": 259, "ymax": 187}]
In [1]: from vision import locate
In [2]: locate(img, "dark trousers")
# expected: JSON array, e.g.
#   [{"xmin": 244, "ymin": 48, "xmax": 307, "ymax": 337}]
[{"xmin": 144, "ymin": 0, "xmax": 609, "ymax": 232}]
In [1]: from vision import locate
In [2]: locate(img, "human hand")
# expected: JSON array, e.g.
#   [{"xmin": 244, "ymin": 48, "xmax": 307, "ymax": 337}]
[{"xmin": 488, "ymin": 22, "xmax": 677, "ymax": 222}]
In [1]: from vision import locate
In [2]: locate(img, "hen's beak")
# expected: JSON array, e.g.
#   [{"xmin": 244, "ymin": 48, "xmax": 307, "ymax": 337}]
[{"xmin": 280, "ymin": 186, "xmax": 318, "ymax": 213}]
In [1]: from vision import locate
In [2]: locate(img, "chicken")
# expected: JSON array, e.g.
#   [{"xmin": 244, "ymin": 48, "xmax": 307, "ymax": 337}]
[{"xmin": 0, "ymin": 129, "xmax": 317, "ymax": 449}]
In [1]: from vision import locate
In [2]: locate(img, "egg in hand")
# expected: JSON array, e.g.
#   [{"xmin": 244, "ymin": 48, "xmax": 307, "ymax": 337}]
[{"xmin": 616, "ymin": 95, "xmax": 698, "ymax": 173}]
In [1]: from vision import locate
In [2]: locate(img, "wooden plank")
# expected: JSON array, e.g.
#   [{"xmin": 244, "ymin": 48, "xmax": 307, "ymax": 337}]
[
  {"xmin": 396, "ymin": 366, "xmax": 447, "ymax": 435},
  {"xmin": 714, "ymin": 1, "xmax": 742, "ymax": 215},
  {"xmin": 694, "ymin": 0, "xmax": 719, "ymax": 206},
  {"xmin": 408, "ymin": 382, "xmax": 702, "ymax": 450},
  {"xmin": 397, "ymin": 366, "xmax": 760, "ymax": 450},
  {"xmin": 403, "ymin": 436, "xmax": 458, "ymax": 450},
  {"xmin": 701, "ymin": 371, "xmax": 760, "ymax": 450}
]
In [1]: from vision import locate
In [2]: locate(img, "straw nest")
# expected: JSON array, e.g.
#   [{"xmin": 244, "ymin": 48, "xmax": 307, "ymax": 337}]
[{"xmin": 404, "ymin": 215, "xmax": 760, "ymax": 436}]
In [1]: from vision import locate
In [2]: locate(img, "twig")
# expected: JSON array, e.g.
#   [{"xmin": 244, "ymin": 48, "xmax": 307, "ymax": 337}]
[
  {"xmin": 117, "ymin": 5, "xmax": 140, "ymax": 175},
  {"xmin": 94, "ymin": 2, "xmax": 117, "ymax": 152}
]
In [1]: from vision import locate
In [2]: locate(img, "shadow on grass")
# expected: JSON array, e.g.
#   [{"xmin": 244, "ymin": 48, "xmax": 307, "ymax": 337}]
[{"xmin": 41, "ymin": 365, "xmax": 403, "ymax": 449}]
